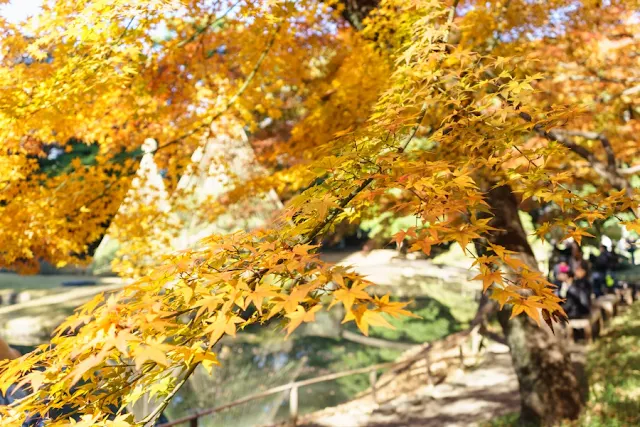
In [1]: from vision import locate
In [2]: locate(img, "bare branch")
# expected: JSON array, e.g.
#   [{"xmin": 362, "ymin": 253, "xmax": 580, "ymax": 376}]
[
  {"xmin": 622, "ymin": 84, "xmax": 640, "ymax": 97},
  {"xmin": 619, "ymin": 164, "xmax": 640, "ymax": 176},
  {"xmin": 552, "ymin": 129, "xmax": 616, "ymax": 169},
  {"xmin": 340, "ymin": 330, "xmax": 415, "ymax": 350}
]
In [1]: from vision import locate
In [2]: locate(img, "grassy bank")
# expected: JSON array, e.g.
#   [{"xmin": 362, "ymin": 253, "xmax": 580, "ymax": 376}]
[{"xmin": 577, "ymin": 302, "xmax": 640, "ymax": 426}]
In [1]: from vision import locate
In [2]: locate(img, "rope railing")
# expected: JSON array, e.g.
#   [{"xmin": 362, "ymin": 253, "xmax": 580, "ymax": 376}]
[{"xmin": 157, "ymin": 326, "xmax": 482, "ymax": 427}]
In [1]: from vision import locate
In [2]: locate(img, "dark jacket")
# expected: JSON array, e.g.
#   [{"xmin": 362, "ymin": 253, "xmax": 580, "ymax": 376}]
[
  {"xmin": 591, "ymin": 250, "xmax": 614, "ymax": 272},
  {"xmin": 562, "ymin": 279, "xmax": 591, "ymax": 319}
]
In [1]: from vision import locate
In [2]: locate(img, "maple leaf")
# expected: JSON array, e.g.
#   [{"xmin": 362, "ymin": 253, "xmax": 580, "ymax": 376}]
[
  {"xmin": 491, "ymin": 287, "xmax": 520, "ymax": 309},
  {"xmin": 535, "ymin": 222, "xmax": 552, "ymax": 242},
  {"xmin": 575, "ymin": 210, "xmax": 605, "ymax": 226},
  {"xmin": 245, "ymin": 283, "xmax": 279, "ymax": 314},
  {"xmin": 205, "ymin": 314, "xmax": 244, "ymax": 345},
  {"xmin": 392, "ymin": 227, "xmax": 417, "ymax": 246},
  {"xmin": 68, "ymin": 354, "xmax": 104, "ymax": 386},
  {"xmin": 511, "ymin": 301, "xmax": 542, "ymax": 326},
  {"xmin": 374, "ymin": 295, "xmax": 421, "ymax": 319},
  {"xmin": 285, "ymin": 305, "xmax": 322, "ymax": 337},
  {"xmin": 342, "ymin": 305, "xmax": 395, "ymax": 336},
  {"xmin": 564, "ymin": 228, "xmax": 595, "ymax": 246},
  {"xmin": 473, "ymin": 268, "xmax": 503, "ymax": 292},
  {"xmin": 134, "ymin": 343, "xmax": 171, "ymax": 370},
  {"xmin": 292, "ymin": 244, "xmax": 319, "ymax": 256},
  {"xmin": 409, "ymin": 238, "xmax": 434, "ymax": 255},
  {"xmin": 282, "ymin": 283, "xmax": 315, "ymax": 314},
  {"xmin": 331, "ymin": 281, "xmax": 371, "ymax": 313},
  {"xmin": 622, "ymin": 221, "xmax": 640, "ymax": 234},
  {"xmin": 504, "ymin": 255, "xmax": 529, "ymax": 272},
  {"xmin": 195, "ymin": 295, "xmax": 224, "ymax": 318},
  {"xmin": 488, "ymin": 243, "xmax": 517, "ymax": 259},
  {"xmin": 193, "ymin": 350, "xmax": 220, "ymax": 375}
]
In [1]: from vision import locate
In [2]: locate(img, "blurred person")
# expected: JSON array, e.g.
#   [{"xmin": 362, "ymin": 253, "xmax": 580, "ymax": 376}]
[
  {"xmin": 553, "ymin": 261, "xmax": 572, "ymax": 300},
  {"xmin": 590, "ymin": 244, "xmax": 613, "ymax": 297},
  {"xmin": 569, "ymin": 242, "xmax": 589, "ymax": 276},
  {"xmin": 560, "ymin": 268, "xmax": 591, "ymax": 319}
]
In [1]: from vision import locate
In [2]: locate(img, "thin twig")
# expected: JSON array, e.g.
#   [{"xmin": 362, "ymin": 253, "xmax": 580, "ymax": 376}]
[
  {"xmin": 176, "ymin": 0, "xmax": 243, "ymax": 48},
  {"xmin": 300, "ymin": 103, "xmax": 429, "ymax": 245},
  {"xmin": 141, "ymin": 360, "xmax": 199, "ymax": 426},
  {"xmin": 619, "ymin": 164, "xmax": 640, "ymax": 176},
  {"xmin": 154, "ymin": 21, "xmax": 283, "ymax": 154}
]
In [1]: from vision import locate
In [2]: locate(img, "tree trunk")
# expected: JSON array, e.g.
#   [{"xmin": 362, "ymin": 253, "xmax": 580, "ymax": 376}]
[
  {"xmin": 334, "ymin": 1, "xmax": 583, "ymax": 423},
  {"xmin": 483, "ymin": 184, "xmax": 583, "ymax": 425},
  {"xmin": 337, "ymin": 0, "xmax": 380, "ymax": 30}
]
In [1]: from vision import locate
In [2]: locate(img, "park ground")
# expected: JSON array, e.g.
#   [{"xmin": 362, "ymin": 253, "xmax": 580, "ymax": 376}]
[{"xmin": 292, "ymin": 301, "xmax": 640, "ymax": 427}]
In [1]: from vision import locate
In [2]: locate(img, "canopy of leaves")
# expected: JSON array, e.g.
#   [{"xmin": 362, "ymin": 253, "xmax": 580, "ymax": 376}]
[{"xmin": 0, "ymin": 0, "xmax": 639, "ymax": 425}]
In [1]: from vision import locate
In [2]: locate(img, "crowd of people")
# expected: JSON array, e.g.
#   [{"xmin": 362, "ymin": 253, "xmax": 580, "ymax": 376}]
[{"xmin": 549, "ymin": 237, "xmax": 635, "ymax": 320}]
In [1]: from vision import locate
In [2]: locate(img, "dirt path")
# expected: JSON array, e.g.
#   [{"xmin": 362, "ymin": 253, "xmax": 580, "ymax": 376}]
[{"xmin": 297, "ymin": 345, "xmax": 519, "ymax": 427}]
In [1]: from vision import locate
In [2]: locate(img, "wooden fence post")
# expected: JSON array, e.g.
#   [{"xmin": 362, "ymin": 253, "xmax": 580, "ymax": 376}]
[
  {"xmin": 369, "ymin": 370, "xmax": 378, "ymax": 403},
  {"xmin": 189, "ymin": 418, "xmax": 198, "ymax": 427},
  {"xmin": 470, "ymin": 328, "xmax": 481, "ymax": 356},
  {"xmin": 424, "ymin": 352, "xmax": 433, "ymax": 387},
  {"xmin": 289, "ymin": 385, "xmax": 299, "ymax": 427}
]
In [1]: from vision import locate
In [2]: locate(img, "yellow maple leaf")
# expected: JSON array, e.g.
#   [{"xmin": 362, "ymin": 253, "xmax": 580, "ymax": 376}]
[
  {"xmin": 245, "ymin": 283, "xmax": 279, "ymax": 314},
  {"xmin": 285, "ymin": 305, "xmax": 322, "ymax": 337},
  {"xmin": 343, "ymin": 305, "xmax": 395, "ymax": 336},
  {"xmin": 374, "ymin": 294, "xmax": 421, "ymax": 319},
  {"xmin": 331, "ymin": 281, "xmax": 371, "ymax": 313},
  {"xmin": 205, "ymin": 314, "xmax": 244, "ymax": 345},
  {"xmin": 134, "ymin": 344, "xmax": 170, "ymax": 370},
  {"xmin": 491, "ymin": 287, "xmax": 521, "ymax": 309},
  {"xmin": 472, "ymin": 268, "xmax": 503, "ymax": 292}
]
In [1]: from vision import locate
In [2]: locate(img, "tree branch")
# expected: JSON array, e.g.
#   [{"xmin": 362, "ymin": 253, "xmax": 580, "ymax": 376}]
[
  {"xmin": 479, "ymin": 324, "xmax": 507, "ymax": 345},
  {"xmin": 300, "ymin": 0, "xmax": 460, "ymax": 244},
  {"xmin": 619, "ymin": 164, "xmax": 640, "ymax": 176},
  {"xmin": 142, "ymin": 361, "xmax": 199, "ymax": 426},
  {"xmin": 517, "ymin": 112, "xmax": 631, "ymax": 192},
  {"xmin": 176, "ymin": 1, "xmax": 242, "ymax": 48},
  {"xmin": 300, "ymin": 103, "xmax": 429, "ymax": 245},
  {"xmin": 154, "ymin": 21, "xmax": 283, "ymax": 154},
  {"xmin": 552, "ymin": 129, "xmax": 616, "ymax": 169},
  {"xmin": 622, "ymin": 84, "xmax": 640, "ymax": 97},
  {"xmin": 336, "ymin": 0, "xmax": 380, "ymax": 31},
  {"xmin": 340, "ymin": 330, "xmax": 415, "ymax": 350}
]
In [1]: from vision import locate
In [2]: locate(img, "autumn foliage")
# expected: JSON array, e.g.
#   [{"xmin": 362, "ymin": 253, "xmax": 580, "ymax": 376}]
[{"xmin": 0, "ymin": 0, "xmax": 638, "ymax": 425}]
